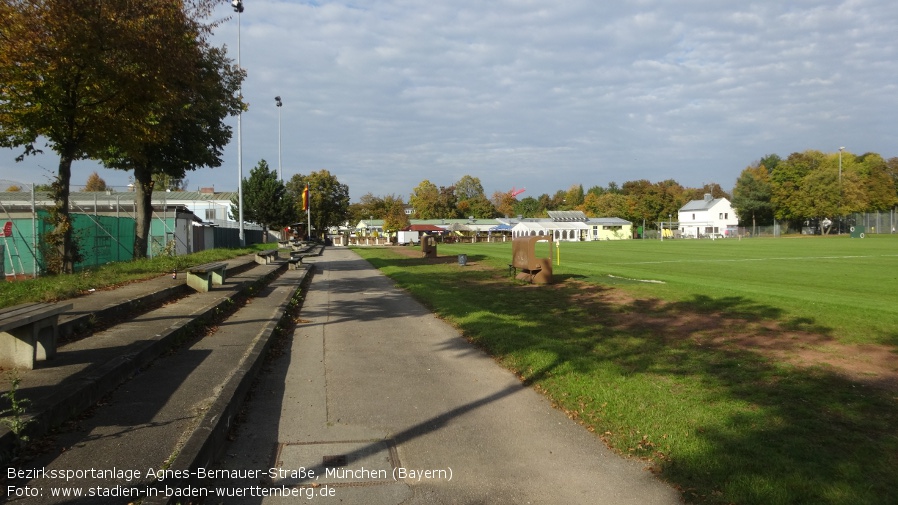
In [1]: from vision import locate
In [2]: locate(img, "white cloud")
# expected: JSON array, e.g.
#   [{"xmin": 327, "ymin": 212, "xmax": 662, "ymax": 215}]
[{"xmin": 3, "ymin": 0, "xmax": 896, "ymax": 200}]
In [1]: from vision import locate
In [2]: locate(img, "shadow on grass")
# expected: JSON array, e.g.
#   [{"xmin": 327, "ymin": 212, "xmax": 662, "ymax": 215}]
[{"xmin": 363, "ymin": 251, "xmax": 898, "ymax": 505}]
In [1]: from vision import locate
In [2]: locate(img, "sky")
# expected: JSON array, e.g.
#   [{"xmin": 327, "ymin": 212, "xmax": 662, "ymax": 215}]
[{"xmin": 2, "ymin": 0, "xmax": 897, "ymax": 202}]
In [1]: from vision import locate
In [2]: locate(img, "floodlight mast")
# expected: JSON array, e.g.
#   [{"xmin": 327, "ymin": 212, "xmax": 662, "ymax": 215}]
[
  {"xmin": 234, "ymin": 0, "xmax": 244, "ymax": 245},
  {"xmin": 275, "ymin": 96, "xmax": 283, "ymax": 181}
]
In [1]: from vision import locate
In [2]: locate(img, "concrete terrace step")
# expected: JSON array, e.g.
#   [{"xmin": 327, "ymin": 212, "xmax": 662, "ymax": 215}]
[
  {"xmin": 0, "ymin": 253, "xmax": 299, "ymax": 465},
  {"xmin": 57, "ymin": 255, "xmax": 259, "ymax": 340},
  {"xmin": 7, "ymin": 265, "xmax": 314, "ymax": 505}
]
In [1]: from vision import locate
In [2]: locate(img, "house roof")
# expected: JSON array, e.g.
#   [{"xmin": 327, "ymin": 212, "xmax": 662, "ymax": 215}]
[
  {"xmin": 586, "ymin": 217, "xmax": 632, "ymax": 225},
  {"xmin": 547, "ymin": 210, "xmax": 588, "ymax": 222},
  {"xmin": 680, "ymin": 195, "xmax": 730, "ymax": 212},
  {"xmin": 405, "ymin": 224, "xmax": 445, "ymax": 232}
]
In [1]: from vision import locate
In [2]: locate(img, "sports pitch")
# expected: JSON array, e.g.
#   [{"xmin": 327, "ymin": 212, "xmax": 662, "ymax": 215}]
[{"xmin": 440, "ymin": 235, "xmax": 898, "ymax": 346}]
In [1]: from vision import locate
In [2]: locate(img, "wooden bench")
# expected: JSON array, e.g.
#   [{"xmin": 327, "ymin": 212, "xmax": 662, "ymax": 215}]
[
  {"xmin": 255, "ymin": 249, "xmax": 279, "ymax": 265},
  {"xmin": 186, "ymin": 262, "xmax": 227, "ymax": 293},
  {"xmin": 0, "ymin": 302, "xmax": 73, "ymax": 369}
]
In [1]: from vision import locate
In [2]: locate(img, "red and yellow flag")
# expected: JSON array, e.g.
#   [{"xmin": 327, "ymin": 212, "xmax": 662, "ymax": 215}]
[{"xmin": 301, "ymin": 185, "xmax": 310, "ymax": 211}]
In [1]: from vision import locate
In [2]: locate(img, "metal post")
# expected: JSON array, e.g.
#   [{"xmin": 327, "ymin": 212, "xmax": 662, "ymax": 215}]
[
  {"xmin": 838, "ymin": 147, "xmax": 844, "ymax": 234},
  {"xmin": 275, "ymin": 96, "xmax": 283, "ymax": 181},
  {"xmin": 234, "ymin": 0, "xmax": 245, "ymax": 246},
  {"xmin": 31, "ymin": 183, "xmax": 37, "ymax": 277}
]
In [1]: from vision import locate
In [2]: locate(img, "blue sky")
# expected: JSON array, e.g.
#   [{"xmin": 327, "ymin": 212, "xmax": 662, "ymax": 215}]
[{"xmin": 3, "ymin": 0, "xmax": 897, "ymax": 201}]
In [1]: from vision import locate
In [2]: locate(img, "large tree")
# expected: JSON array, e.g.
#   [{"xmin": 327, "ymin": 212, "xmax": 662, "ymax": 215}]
[
  {"xmin": 732, "ymin": 163, "xmax": 774, "ymax": 229},
  {"xmin": 857, "ymin": 153, "xmax": 898, "ymax": 211},
  {"xmin": 453, "ymin": 175, "xmax": 496, "ymax": 218},
  {"xmin": 513, "ymin": 196, "xmax": 543, "ymax": 218},
  {"xmin": 769, "ymin": 150, "xmax": 825, "ymax": 223},
  {"xmin": 348, "ymin": 193, "xmax": 390, "ymax": 225},
  {"xmin": 381, "ymin": 195, "xmax": 410, "ymax": 234},
  {"xmin": 0, "ymin": 0, "xmax": 225, "ymax": 270},
  {"xmin": 409, "ymin": 180, "xmax": 441, "ymax": 219},
  {"xmin": 491, "ymin": 189, "xmax": 518, "ymax": 218},
  {"xmin": 581, "ymin": 192, "xmax": 629, "ymax": 219},
  {"xmin": 100, "ymin": 27, "xmax": 243, "ymax": 259},
  {"xmin": 563, "ymin": 184, "xmax": 585, "ymax": 209},
  {"xmin": 231, "ymin": 160, "xmax": 293, "ymax": 242},
  {"xmin": 286, "ymin": 170, "xmax": 350, "ymax": 240}
]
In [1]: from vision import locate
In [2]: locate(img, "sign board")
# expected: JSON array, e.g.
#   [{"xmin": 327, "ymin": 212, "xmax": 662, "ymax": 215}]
[{"xmin": 3, "ymin": 221, "xmax": 11, "ymax": 237}]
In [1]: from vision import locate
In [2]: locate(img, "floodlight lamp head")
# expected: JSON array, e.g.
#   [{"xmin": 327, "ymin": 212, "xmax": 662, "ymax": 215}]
[
  {"xmin": 275, "ymin": 96, "xmax": 282, "ymax": 106},
  {"xmin": 231, "ymin": 0, "xmax": 243, "ymax": 13},
  {"xmin": 839, "ymin": 146, "xmax": 845, "ymax": 151}
]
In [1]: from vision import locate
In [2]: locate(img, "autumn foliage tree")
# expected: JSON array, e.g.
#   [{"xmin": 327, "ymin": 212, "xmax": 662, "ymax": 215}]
[
  {"xmin": 0, "ymin": 0, "xmax": 238, "ymax": 268},
  {"xmin": 84, "ymin": 172, "xmax": 107, "ymax": 192}
]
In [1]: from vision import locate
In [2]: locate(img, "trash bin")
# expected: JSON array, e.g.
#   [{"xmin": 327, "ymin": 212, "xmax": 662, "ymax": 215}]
[
  {"xmin": 458, "ymin": 254, "xmax": 467, "ymax": 266},
  {"xmin": 850, "ymin": 225, "xmax": 865, "ymax": 238}
]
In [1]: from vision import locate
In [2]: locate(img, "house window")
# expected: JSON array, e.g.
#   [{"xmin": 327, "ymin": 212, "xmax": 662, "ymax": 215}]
[
  {"xmin": 725, "ymin": 213, "xmax": 728, "ymax": 219},
  {"xmin": 719, "ymin": 213, "xmax": 723, "ymax": 219},
  {"xmin": 205, "ymin": 209, "xmax": 216, "ymax": 220},
  {"xmin": 692, "ymin": 213, "xmax": 695, "ymax": 220}
]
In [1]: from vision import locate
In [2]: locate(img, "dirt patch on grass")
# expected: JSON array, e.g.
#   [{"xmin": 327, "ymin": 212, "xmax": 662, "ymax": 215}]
[{"xmin": 567, "ymin": 281, "xmax": 898, "ymax": 393}]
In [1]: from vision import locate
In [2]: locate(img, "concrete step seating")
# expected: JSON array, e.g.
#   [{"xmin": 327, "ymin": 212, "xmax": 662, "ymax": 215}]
[{"xmin": 0, "ymin": 247, "xmax": 323, "ymax": 492}]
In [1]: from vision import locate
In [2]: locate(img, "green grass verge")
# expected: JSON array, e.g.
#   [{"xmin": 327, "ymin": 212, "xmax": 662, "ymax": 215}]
[
  {"xmin": 0, "ymin": 243, "xmax": 277, "ymax": 309},
  {"xmin": 354, "ymin": 241, "xmax": 898, "ymax": 505}
]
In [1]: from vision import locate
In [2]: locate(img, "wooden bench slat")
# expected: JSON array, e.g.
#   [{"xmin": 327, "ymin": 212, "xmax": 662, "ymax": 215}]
[
  {"xmin": 185, "ymin": 262, "xmax": 227, "ymax": 293},
  {"xmin": 0, "ymin": 302, "xmax": 73, "ymax": 369},
  {"xmin": 188, "ymin": 262, "xmax": 227, "ymax": 274},
  {"xmin": 0, "ymin": 303, "xmax": 71, "ymax": 332}
]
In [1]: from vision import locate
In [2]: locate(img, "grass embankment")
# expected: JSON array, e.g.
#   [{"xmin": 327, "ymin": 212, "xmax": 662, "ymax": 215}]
[
  {"xmin": 354, "ymin": 237, "xmax": 898, "ymax": 505},
  {"xmin": 0, "ymin": 244, "xmax": 276, "ymax": 309}
]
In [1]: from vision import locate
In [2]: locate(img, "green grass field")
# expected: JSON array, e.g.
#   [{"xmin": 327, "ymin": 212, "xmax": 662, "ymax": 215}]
[
  {"xmin": 354, "ymin": 235, "xmax": 898, "ymax": 505},
  {"xmin": 439, "ymin": 235, "xmax": 898, "ymax": 345}
]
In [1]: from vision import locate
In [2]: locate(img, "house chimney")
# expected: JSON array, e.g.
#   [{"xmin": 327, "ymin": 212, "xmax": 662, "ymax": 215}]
[{"xmin": 704, "ymin": 193, "xmax": 712, "ymax": 202}]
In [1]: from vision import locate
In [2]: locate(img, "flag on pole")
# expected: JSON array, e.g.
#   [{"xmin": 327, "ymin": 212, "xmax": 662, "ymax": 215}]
[{"xmin": 302, "ymin": 185, "xmax": 310, "ymax": 211}]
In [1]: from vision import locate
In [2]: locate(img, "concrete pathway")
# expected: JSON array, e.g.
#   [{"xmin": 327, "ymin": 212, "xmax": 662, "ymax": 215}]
[{"xmin": 212, "ymin": 248, "xmax": 682, "ymax": 504}]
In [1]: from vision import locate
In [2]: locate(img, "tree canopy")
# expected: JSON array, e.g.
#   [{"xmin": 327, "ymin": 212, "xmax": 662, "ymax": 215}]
[
  {"xmin": 231, "ymin": 160, "xmax": 293, "ymax": 241},
  {"xmin": 0, "ymin": 0, "xmax": 235, "ymax": 268},
  {"xmin": 286, "ymin": 170, "xmax": 350, "ymax": 239}
]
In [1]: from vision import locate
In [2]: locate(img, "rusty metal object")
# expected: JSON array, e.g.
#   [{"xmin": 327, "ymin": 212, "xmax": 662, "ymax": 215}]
[
  {"xmin": 511, "ymin": 236, "xmax": 553, "ymax": 284},
  {"xmin": 421, "ymin": 235, "xmax": 437, "ymax": 258}
]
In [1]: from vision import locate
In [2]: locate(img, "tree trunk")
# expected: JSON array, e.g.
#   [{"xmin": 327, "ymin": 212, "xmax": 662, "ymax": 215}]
[
  {"xmin": 56, "ymin": 156, "xmax": 75, "ymax": 274},
  {"xmin": 133, "ymin": 165, "xmax": 155, "ymax": 259}
]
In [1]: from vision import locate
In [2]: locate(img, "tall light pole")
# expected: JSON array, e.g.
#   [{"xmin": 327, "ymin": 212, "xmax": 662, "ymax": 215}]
[
  {"xmin": 275, "ymin": 96, "xmax": 283, "ymax": 181},
  {"xmin": 233, "ymin": 0, "xmax": 245, "ymax": 246},
  {"xmin": 839, "ymin": 146, "xmax": 845, "ymax": 234}
]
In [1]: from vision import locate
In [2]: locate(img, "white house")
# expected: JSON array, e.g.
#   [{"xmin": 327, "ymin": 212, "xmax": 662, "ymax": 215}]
[{"xmin": 678, "ymin": 194, "xmax": 739, "ymax": 238}]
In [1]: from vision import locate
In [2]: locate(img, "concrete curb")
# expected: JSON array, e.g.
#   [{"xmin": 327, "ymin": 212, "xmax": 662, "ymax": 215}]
[
  {"xmin": 0, "ymin": 261, "xmax": 286, "ymax": 465},
  {"xmin": 143, "ymin": 264, "xmax": 315, "ymax": 505}
]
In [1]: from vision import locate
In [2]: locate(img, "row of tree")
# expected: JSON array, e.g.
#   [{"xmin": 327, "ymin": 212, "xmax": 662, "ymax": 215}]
[
  {"xmin": 1, "ymin": 0, "xmax": 243, "ymax": 273},
  {"xmin": 347, "ymin": 151, "xmax": 897, "ymax": 234},
  {"xmin": 348, "ymin": 176, "xmax": 732, "ymax": 231},
  {"xmin": 732, "ymin": 151, "xmax": 898, "ymax": 231}
]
